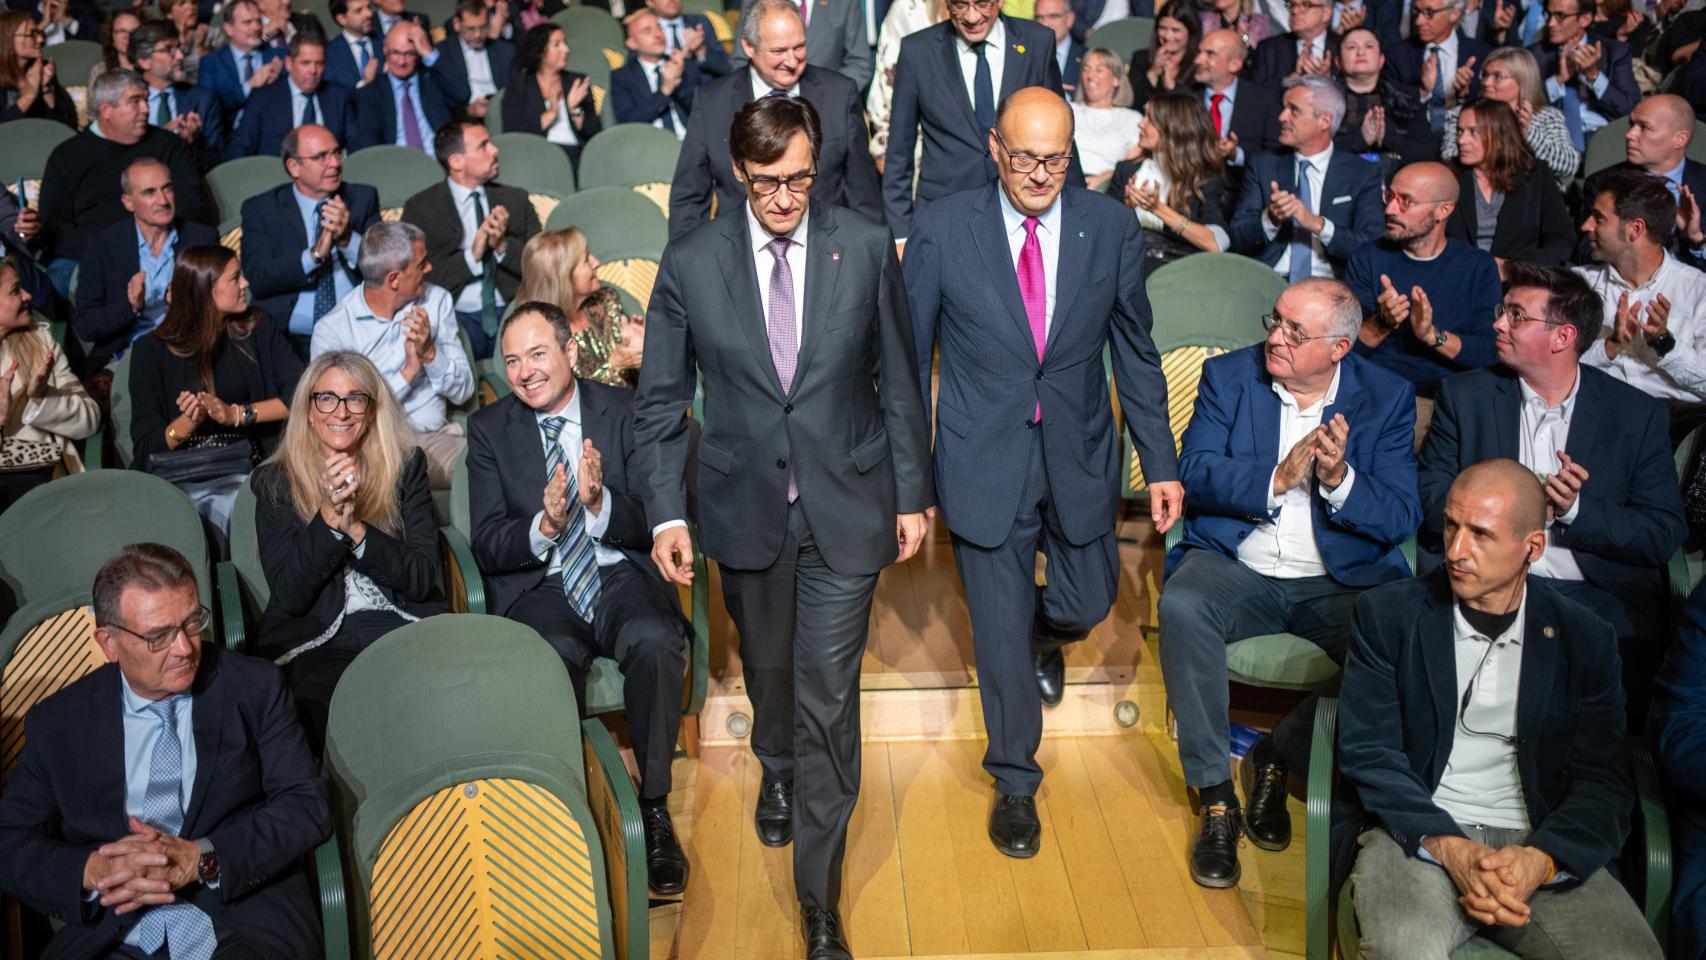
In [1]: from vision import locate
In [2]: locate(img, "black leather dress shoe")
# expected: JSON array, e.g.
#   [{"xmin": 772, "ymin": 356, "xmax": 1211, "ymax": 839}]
[
  {"xmin": 641, "ymin": 802, "xmax": 689, "ymax": 895},
  {"xmin": 1240, "ymin": 751, "xmax": 1291, "ymax": 852},
  {"xmin": 755, "ymin": 778, "xmax": 793, "ymax": 847},
  {"xmin": 1189, "ymin": 804, "xmax": 1244, "ymax": 888},
  {"xmin": 1034, "ymin": 647, "xmax": 1065, "ymax": 708},
  {"xmin": 801, "ymin": 905, "xmax": 852, "ymax": 960},
  {"xmin": 988, "ymin": 793, "xmax": 1041, "ymax": 858}
]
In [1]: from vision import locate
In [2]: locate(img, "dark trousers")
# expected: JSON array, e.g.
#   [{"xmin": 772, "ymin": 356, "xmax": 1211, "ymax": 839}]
[
  {"xmin": 951, "ymin": 427, "xmax": 1119, "ymax": 797},
  {"xmin": 1535, "ymin": 575, "xmax": 1664, "ymax": 728},
  {"xmin": 281, "ymin": 609, "xmax": 411, "ymax": 754},
  {"xmin": 454, "ymin": 309, "xmax": 497, "ymax": 361},
  {"xmin": 1158, "ymin": 548, "xmax": 1362, "ymax": 790},
  {"xmin": 506, "ymin": 560, "xmax": 689, "ymax": 800},
  {"xmin": 719, "ymin": 499, "xmax": 878, "ymax": 910},
  {"xmin": 0, "ymin": 464, "xmax": 56, "ymax": 513}
]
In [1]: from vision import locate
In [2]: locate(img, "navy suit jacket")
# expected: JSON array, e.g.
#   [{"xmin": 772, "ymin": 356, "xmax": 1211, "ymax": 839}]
[
  {"xmin": 0, "ymin": 645, "xmax": 330, "ymax": 960},
  {"xmin": 196, "ymin": 43, "xmax": 286, "ymax": 121},
  {"xmin": 322, "ymin": 32, "xmax": 376, "ymax": 92},
  {"xmin": 350, "ymin": 68, "xmax": 456, "ymax": 151},
  {"xmin": 1061, "ymin": 38, "xmax": 1087, "ymax": 92},
  {"xmin": 883, "ymin": 17, "xmax": 1079, "ymax": 237},
  {"xmin": 658, "ymin": 13, "xmax": 733, "ymax": 78},
  {"xmin": 430, "ymin": 34, "xmax": 516, "ymax": 109},
  {"xmin": 906, "ymin": 184, "xmax": 1177, "ymax": 548},
  {"xmin": 1651, "ymin": 579, "xmax": 1706, "ymax": 960},
  {"xmin": 1416, "ymin": 364, "xmax": 1685, "ymax": 600},
  {"xmin": 1340, "ymin": 572, "xmax": 1633, "ymax": 880},
  {"xmin": 1528, "ymin": 35, "xmax": 1640, "ymax": 121},
  {"xmin": 1382, "ymin": 30, "xmax": 1493, "ymax": 100},
  {"xmin": 610, "ymin": 55, "xmax": 704, "ymax": 130},
  {"xmin": 239, "ymin": 181, "xmax": 381, "ymax": 327},
  {"xmin": 227, "ymin": 80, "xmax": 355, "ymax": 159},
  {"xmin": 1166, "ymin": 347, "xmax": 1421, "ymax": 586},
  {"xmin": 1229, "ymin": 147, "xmax": 1383, "ymax": 272},
  {"xmin": 73, "ymin": 216, "xmax": 219, "ymax": 371},
  {"xmin": 1244, "ymin": 30, "xmax": 1339, "ymax": 86},
  {"xmin": 154, "ymin": 82, "xmax": 226, "ymax": 169}
]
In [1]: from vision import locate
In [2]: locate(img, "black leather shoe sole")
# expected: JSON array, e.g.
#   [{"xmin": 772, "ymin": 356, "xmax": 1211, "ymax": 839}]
[{"xmin": 1239, "ymin": 754, "xmax": 1292, "ymax": 853}]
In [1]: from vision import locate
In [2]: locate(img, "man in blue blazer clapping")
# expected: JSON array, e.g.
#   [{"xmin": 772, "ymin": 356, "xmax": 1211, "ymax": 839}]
[
  {"xmin": 196, "ymin": 0, "xmax": 286, "ymax": 133},
  {"xmin": 352, "ymin": 20, "xmax": 457, "ymax": 151},
  {"xmin": 229, "ymin": 33, "xmax": 357, "ymax": 159}
]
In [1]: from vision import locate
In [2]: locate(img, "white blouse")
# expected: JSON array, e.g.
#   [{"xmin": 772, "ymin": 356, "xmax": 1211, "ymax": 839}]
[{"xmin": 1071, "ymin": 103, "xmax": 1143, "ymax": 177}]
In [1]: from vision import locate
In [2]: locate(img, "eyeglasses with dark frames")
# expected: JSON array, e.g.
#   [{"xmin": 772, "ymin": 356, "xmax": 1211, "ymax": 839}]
[
  {"xmin": 946, "ymin": 0, "xmax": 1001, "ymax": 12},
  {"xmin": 993, "ymin": 131, "xmax": 1073, "ymax": 174},
  {"xmin": 311, "ymin": 390, "xmax": 373, "ymax": 415},
  {"xmin": 740, "ymin": 166, "xmax": 818, "ymax": 196},
  {"xmin": 106, "ymin": 605, "xmax": 212, "ymax": 653}
]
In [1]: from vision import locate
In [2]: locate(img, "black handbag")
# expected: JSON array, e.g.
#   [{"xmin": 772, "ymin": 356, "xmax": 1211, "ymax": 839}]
[{"xmin": 144, "ymin": 434, "xmax": 257, "ymax": 485}]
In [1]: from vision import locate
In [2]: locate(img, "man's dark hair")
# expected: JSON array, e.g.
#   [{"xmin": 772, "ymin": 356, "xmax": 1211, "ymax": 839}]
[
  {"xmin": 93, "ymin": 543, "xmax": 197, "ymax": 628},
  {"xmin": 1591, "ymin": 167, "xmax": 1677, "ymax": 247},
  {"xmin": 432, "ymin": 119, "xmax": 480, "ymax": 168},
  {"xmin": 128, "ymin": 20, "xmax": 177, "ymax": 63},
  {"xmin": 1504, "ymin": 261, "xmax": 1604, "ymax": 356},
  {"xmin": 287, "ymin": 30, "xmax": 328, "ymax": 58},
  {"xmin": 330, "ymin": 0, "xmax": 362, "ymax": 21},
  {"xmin": 499, "ymin": 300, "xmax": 575, "ymax": 350},
  {"xmin": 454, "ymin": 0, "xmax": 487, "ymax": 20},
  {"xmin": 729, "ymin": 94, "xmax": 821, "ymax": 169}
]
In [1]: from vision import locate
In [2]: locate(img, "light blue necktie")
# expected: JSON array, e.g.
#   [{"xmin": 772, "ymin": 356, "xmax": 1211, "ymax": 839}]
[
  {"xmin": 132, "ymin": 699, "xmax": 217, "ymax": 960},
  {"xmin": 357, "ymin": 38, "xmax": 371, "ymax": 75},
  {"xmin": 1520, "ymin": 0, "xmax": 1545, "ymax": 44},
  {"xmin": 1561, "ymin": 82, "xmax": 1585, "ymax": 152},
  {"xmin": 1288, "ymin": 160, "xmax": 1314, "ymax": 283},
  {"xmin": 1427, "ymin": 45, "xmax": 1447, "ymax": 133},
  {"xmin": 541, "ymin": 416, "xmax": 601, "ymax": 622}
]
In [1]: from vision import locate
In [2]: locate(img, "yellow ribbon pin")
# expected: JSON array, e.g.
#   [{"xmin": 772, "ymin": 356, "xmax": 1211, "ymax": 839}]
[{"xmin": 1015, "ymin": 44, "xmax": 1026, "ymax": 53}]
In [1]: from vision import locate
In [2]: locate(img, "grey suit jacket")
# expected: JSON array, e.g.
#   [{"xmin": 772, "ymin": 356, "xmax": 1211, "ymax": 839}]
[
  {"xmin": 732, "ymin": 0, "xmax": 872, "ymax": 89},
  {"xmin": 633, "ymin": 201, "xmax": 934, "ymax": 576}
]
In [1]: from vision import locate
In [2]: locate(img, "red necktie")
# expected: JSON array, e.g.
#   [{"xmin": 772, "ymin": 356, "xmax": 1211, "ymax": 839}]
[
  {"xmin": 1017, "ymin": 216, "xmax": 1046, "ymax": 422},
  {"xmin": 1210, "ymin": 92, "xmax": 1226, "ymax": 137}
]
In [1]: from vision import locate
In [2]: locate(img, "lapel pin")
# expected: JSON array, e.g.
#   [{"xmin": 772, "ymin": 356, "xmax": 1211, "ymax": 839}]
[
  {"xmin": 1543, "ymin": 626, "xmax": 1555, "ymax": 638},
  {"xmin": 831, "ymin": 252, "xmax": 840, "ymax": 261},
  {"xmin": 1014, "ymin": 44, "xmax": 1026, "ymax": 53},
  {"xmin": 1078, "ymin": 230, "xmax": 1085, "ymax": 238}
]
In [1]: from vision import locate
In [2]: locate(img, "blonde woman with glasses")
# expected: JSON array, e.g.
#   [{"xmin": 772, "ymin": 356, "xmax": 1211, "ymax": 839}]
[{"xmin": 1440, "ymin": 46, "xmax": 1580, "ymax": 184}]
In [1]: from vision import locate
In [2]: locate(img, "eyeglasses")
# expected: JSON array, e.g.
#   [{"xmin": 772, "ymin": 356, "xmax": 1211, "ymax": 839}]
[
  {"xmin": 1286, "ymin": 1, "xmax": 1326, "ymax": 10},
  {"xmin": 298, "ymin": 146, "xmax": 346, "ymax": 164},
  {"xmin": 1544, "ymin": 8, "xmax": 1584, "ymax": 18},
  {"xmin": 385, "ymin": 47, "xmax": 419, "ymax": 58},
  {"xmin": 1262, "ymin": 313, "xmax": 1346, "ymax": 346},
  {"xmin": 994, "ymin": 131, "xmax": 1073, "ymax": 174},
  {"xmin": 946, "ymin": 0, "xmax": 1000, "ymax": 12},
  {"xmin": 311, "ymin": 390, "xmax": 373, "ymax": 414},
  {"xmin": 1381, "ymin": 188, "xmax": 1447, "ymax": 212},
  {"xmin": 106, "ymin": 605, "xmax": 211, "ymax": 653},
  {"xmin": 1494, "ymin": 302, "xmax": 1566, "ymax": 328},
  {"xmin": 15, "ymin": 28, "xmax": 43, "ymax": 40},
  {"xmin": 1411, "ymin": 4, "xmax": 1451, "ymax": 16},
  {"xmin": 741, "ymin": 167, "xmax": 817, "ymax": 196}
]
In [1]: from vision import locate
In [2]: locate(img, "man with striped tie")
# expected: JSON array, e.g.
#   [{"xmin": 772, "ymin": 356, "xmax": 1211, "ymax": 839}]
[
  {"xmin": 0, "ymin": 543, "xmax": 330, "ymax": 959},
  {"xmin": 466, "ymin": 301, "xmax": 693, "ymax": 897}
]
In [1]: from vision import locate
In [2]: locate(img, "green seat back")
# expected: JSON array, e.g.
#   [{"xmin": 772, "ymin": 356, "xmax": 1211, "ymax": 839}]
[
  {"xmin": 553, "ymin": 7, "xmax": 626, "ymax": 56},
  {"xmin": 1085, "ymin": 17, "xmax": 1153, "ymax": 64},
  {"xmin": 42, "ymin": 40, "xmax": 102, "ymax": 83},
  {"xmin": 0, "ymin": 118, "xmax": 75, "ymax": 187},
  {"xmin": 491, "ymin": 131, "xmax": 578, "ymax": 197},
  {"xmin": 484, "ymin": 88, "xmax": 507, "ymax": 137},
  {"xmin": 229, "ymin": 478, "xmax": 267, "ymax": 611},
  {"xmin": 577, "ymin": 123, "xmax": 683, "ymax": 189},
  {"xmin": 203, "ymin": 155, "xmax": 292, "ymax": 227},
  {"xmin": 342, "ymin": 145, "xmax": 446, "ymax": 213},
  {"xmin": 545, "ymin": 186, "xmax": 668, "ymax": 258},
  {"xmin": 110, "ymin": 349, "xmax": 134, "ymax": 468},
  {"xmin": 1584, "ymin": 115, "xmax": 1706, "ymax": 178},
  {"xmin": 412, "ymin": 0, "xmax": 457, "ymax": 26}
]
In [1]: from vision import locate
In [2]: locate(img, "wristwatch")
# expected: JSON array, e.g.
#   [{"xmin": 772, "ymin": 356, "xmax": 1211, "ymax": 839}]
[
  {"xmin": 1432, "ymin": 327, "xmax": 1448, "ymax": 349},
  {"xmin": 1648, "ymin": 330, "xmax": 1677, "ymax": 358},
  {"xmin": 195, "ymin": 838, "xmax": 219, "ymax": 885}
]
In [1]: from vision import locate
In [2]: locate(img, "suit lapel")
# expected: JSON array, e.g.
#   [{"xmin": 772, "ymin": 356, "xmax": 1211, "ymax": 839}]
[
  {"xmin": 1420, "ymin": 582, "xmax": 1461, "ymax": 782},
  {"xmin": 277, "ymin": 185, "xmax": 310, "ymax": 253},
  {"xmin": 1515, "ymin": 585, "xmax": 1558, "ymax": 749},
  {"xmin": 1045, "ymin": 191, "xmax": 1088, "ymax": 356},
  {"xmin": 182, "ymin": 647, "xmax": 223, "ymax": 832},
  {"xmin": 1493, "ymin": 371, "xmax": 1521, "ymax": 459},
  {"xmin": 578, "ymin": 384, "xmax": 613, "ymax": 462},
  {"xmin": 999, "ymin": 19, "xmax": 1027, "ymax": 99},
  {"xmin": 1322, "ymin": 356, "xmax": 1365, "ymax": 428},
  {"xmin": 507, "ymin": 397, "xmax": 550, "ymax": 484},
  {"xmin": 90, "ymin": 669, "xmax": 130, "ymax": 839},
  {"xmin": 717, "ymin": 214, "xmax": 787, "ymax": 398},
  {"xmin": 1561, "ymin": 366, "xmax": 1602, "ymax": 461},
  {"xmin": 790, "ymin": 204, "xmax": 842, "ymax": 396},
  {"xmin": 969, "ymin": 186, "xmax": 1037, "ymax": 353},
  {"xmin": 1250, "ymin": 364, "xmax": 1282, "ymax": 466},
  {"xmin": 938, "ymin": 25, "xmax": 980, "ymax": 136}
]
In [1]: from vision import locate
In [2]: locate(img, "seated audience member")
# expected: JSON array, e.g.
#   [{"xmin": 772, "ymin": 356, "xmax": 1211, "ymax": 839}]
[
  {"xmin": 510, "ymin": 0, "xmax": 566, "ymax": 34},
  {"xmin": 1230, "ymin": 76, "xmax": 1384, "ymax": 279},
  {"xmin": 433, "ymin": 0, "xmax": 516, "ymax": 120},
  {"xmin": 1072, "ymin": 48, "xmax": 1144, "ymax": 189},
  {"xmin": 352, "ymin": 21, "xmax": 455, "ymax": 151},
  {"xmin": 89, "ymin": 9, "xmax": 140, "ymax": 88},
  {"xmin": 670, "ymin": 0, "xmax": 881, "ymax": 240},
  {"xmin": 130, "ymin": 247, "xmax": 302, "ymax": 532},
  {"xmin": 1130, "ymin": 5, "xmax": 1197, "ymax": 108},
  {"xmin": 1201, "ymin": 0, "xmax": 1277, "ymax": 47},
  {"xmin": 0, "ymin": 189, "xmax": 49, "ymax": 307},
  {"xmin": 34, "ymin": 0, "xmax": 97, "ymax": 48},
  {"xmin": 1382, "ymin": 0, "xmax": 1492, "ymax": 138},
  {"xmin": 1595, "ymin": 94, "xmax": 1706, "ymax": 268},
  {"xmin": 1245, "ymin": 0, "xmax": 1334, "ymax": 86},
  {"xmin": 501, "ymin": 23, "xmax": 602, "ymax": 166},
  {"xmin": 254, "ymin": 351, "xmax": 443, "ymax": 750},
  {"xmin": 612, "ymin": 11, "xmax": 702, "ymax": 142},
  {"xmin": 1527, "ymin": 0, "xmax": 1639, "ymax": 152},
  {"xmin": 130, "ymin": 21, "xmax": 224, "ymax": 171},
  {"xmin": 230, "ymin": 33, "xmax": 357, "ymax": 159},
  {"xmin": 513, "ymin": 228, "xmax": 643, "ymax": 387},
  {"xmin": 1334, "ymin": 27, "xmax": 1434, "ymax": 164},
  {"xmin": 1346, "ymin": 162, "xmax": 1501, "ymax": 403},
  {"xmin": 311, "ymin": 221, "xmax": 473, "ymax": 489},
  {"xmin": 1574, "ymin": 168, "xmax": 1706, "ymax": 437},
  {"xmin": 0, "ymin": 11, "xmax": 77, "ymax": 126},
  {"xmin": 73, "ymin": 158, "xmax": 219, "ymax": 376},
  {"xmin": 1441, "ymin": 47, "xmax": 1579, "ymax": 183},
  {"xmin": 866, "ymin": 0, "xmax": 945, "ymax": 166},
  {"xmin": 0, "ymin": 257, "xmax": 96, "ymax": 509},
  {"xmin": 324, "ymin": 0, "xmax": 381, "ymax": 91},
  {"xmin": 1195, "ymin": 29, "xmax": 1282, "ymax": 196},
  {"xmin": 467, "ymin": 300, "xmax": 690, "ymax": 894},
  {"xmin": 241, "ymin": 124, "xmax": 381, "ymax": 350},
  {"xmin": 161, "ymin": 0, "xmax": 214, "ymax": 85},
  {"xmin": 1418, "ymin": 263, "xmax": 1685, "ymax": 721},
  {"xmin": 371, "ymin": 0, "xmax": 432, "ymax": 39},
  {"xmin": 1651, "ymin": 581, "xmax": 1706, "ymax": 960},
  {"xmin": 644, "ymin": 0, "xmax": 734, "ymax": 80},
  {"xmin": 403, "ymin": 121, "xmax": 540, "ymax": 361},
  {"xmin": 254, "ymin": 0, "xmax": 325, "ymax": 53},
  {"xmin": 1037, "ymin": 0, "xmax": 1085, "ymax": 95},
  {"xmin": 1444, "ymin": 98, "xmax": 1574, "ymax": 265},
  {"xmin": 196, "ymin": 0, "xmax": 285, "ymax": 132},
  {"xmin": 1339, "ymin": 458, "xmax": 1664, "ymax": 960},
  {"xmin": 1160, "ymin": 276, "xmax": 1420, "ymax": 890},
  {"xmin": 0, "ymin": 542, "xmax": 331, "ymax": 959},
  {"xmin": 1108, "ymin": 91, "xmax": 1231, "ymax": 273},
  {"xmin": 38, "ymin": 70, "xmax": 202, "ymax": 286}
]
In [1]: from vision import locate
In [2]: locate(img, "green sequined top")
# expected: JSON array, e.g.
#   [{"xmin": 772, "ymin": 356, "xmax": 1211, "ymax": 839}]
[{"xmin": 574, "ymin": 286, "xmax": 636, "ymax": 389}]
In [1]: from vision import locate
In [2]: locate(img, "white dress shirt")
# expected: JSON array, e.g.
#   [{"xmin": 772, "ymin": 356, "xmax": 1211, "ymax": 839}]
[
  {"xmin": 642, "ymin": 59, "xmax": 687, "ymax": 141},
  {"xmin": 460, "ymin": 39, "xmax": 498, "ymax": 100},
  {"xmin": 1069, "ymin": 103, "xmax": 1143, "ymax": 178},
  {"xmin": 525, "ymin": 384, "xmax": 619, "ymax": 572},
  {"xmin": 1424, "ymin": 32, "xmax": 1460, "ymax": 106},
  {"xmin": 750, "ymin": 70, "xmax": 800, "ymax": 100},
  {"xmin": 998, "ymin": 186, "xmax": 1061, "ymax": 337},
  {"xmin": 1090, "ymin": 0, "xmax": 1130, "ymax": 28},
  {"xmin": 308, "ymin": 283, "xmax": 475, "ymax": 432},
  {"xmin": 1576, "ymin": 254, "xmax": 1706, "ymax": 403},
  {"xmin": 1263, "ymin": 144, "xmax": 1337, "ymax": 278},
  {"xmin": 1517, "ymin": 372, "xmax": 1585, "ymax": 581},
  {"xmin": 1433, "ymin": 600, "xmax": 1530, "ymax": 831},
  {"xmin": 1236, "ymin": 364, "xmax": 1356, "ymax": 577},
  {"xmin": 748, "ymin": 203, "xmax": 809, "ymax": 345},
  {"xmin": 288, "ymin": 76, "xmax": 321, "ymax": 126},
  {"xmin": 447, "ymin": 178, "xmax": 509, "ymax": 314},
  {"xmin": 544, "ymin": 91, "xmax": 583, "ymax": 146},
  {"xmin": 955, "ymin": 17, "xmax": 1006, "ymax": 113}
]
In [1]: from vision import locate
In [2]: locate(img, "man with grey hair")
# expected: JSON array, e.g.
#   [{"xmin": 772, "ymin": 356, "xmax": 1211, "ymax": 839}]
[
  {"xmin": 668, "ymin": 0, "xmax": 880, "ymax": 239},
  {"xmin": 38, "ymin": 69, "xmax": 202, "ymax": 290},
  {"xmin": 310, "ymin": 219, "xmax": 474, "ymax": 488},
  {"xmin": 731, "ymin": 0, "xmax": 872, "ymax": 88},
  {"xmin": 1230, "ymin": 74, "xmax": 1382, "ymax": 282},
  {"xmin": 1382, "ymin": 0, "xmax": 1491, "ymax": 134},
  {"xmin": 1159, "ymin": 275, "xmax": 1421, "ymax": 890}
]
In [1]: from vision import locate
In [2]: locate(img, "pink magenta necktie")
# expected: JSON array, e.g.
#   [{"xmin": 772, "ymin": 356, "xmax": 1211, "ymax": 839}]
[{"xmin": 1017, "ymin": 216, "xmax": 1046, "ymax": 422}]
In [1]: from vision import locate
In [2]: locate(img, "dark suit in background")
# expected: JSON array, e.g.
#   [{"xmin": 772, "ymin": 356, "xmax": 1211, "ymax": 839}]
[
  {"xmin": 633, "ymin": 201, "xmax": 933, "ymax": 910},
  {"xmin": 401, "ymin": 177, "xmax": 541, "ymax": 354},
  {"xmin": 731, "ymin": 0, "xmax": 873, "ymax": 88},
  {"xmin": 148, "ymin": 82, "xmax": 226, "ymax": 169},
  {"xmin": 500, "ymin": 69, "xmax": 605, "ymax": 167},
  {"xmin": 610, "ymin": 55, "xmax": 703, "ymax": 133},
  {"xmin": 431, "ymin": 34, "xmax": 515, "ymax": 114},
  {"xmin": 657, "ymin": 12, "xmax": 734, "ymax": 78},
  {"xmin": 240, "ymin": 180, "xmax": 381, "ymax": 331},
  {"xmin": 1652, "ymin": 580, "xmax": 1706, "ymax": 960},
  {"xmin": 73, "ymin": 216, "xmax": 219, "ymax": 371},
  {"xmin": 1443, "ymin": 164, "xmax": 1574, "ymax": 264},
  {"xmin": 228, "ymin": 78, "xmax": 356, "ymax": 159},
  {"xmin": 351, "ymin": 69, "xmax": 456, "ymax": 150},
  {"xmin": 906, "ymin": 183, "xmax": 1176, "ymax": 797},
  {"xmin": 0, "ymin": 644, "xmax": 331, "ymax": 960},
  {"xmin": 195, "ymin": 43, "xmax": 286, "ymax": 124},
  {"xmin": 1528, "ymin": 35, "xmax": 1641, "ymax": 132},
  {"xmin": 669, "ymin": 65, "xmax": 881, "ymax": 240},
  {"xmin": 1229, "ymin": 147, "xmax": 1383, "ymax": 275},
  {"xmin": 1061, "ymin": 38, "xmax": 1086, "ymax": 93},
  {"xmin": 1244, "ymin": 30, "xmax": 1339, "ymax": 86},
  {"xmin": 322, "ymin": 30, "xmax": 377, "ymax": 92},
  {"xmin": 1382, "ymin": 30, "xmax": 1492, "ymax": 104},
  {"xmin": 1200, "ymin": 78, "xmax": 1283, "ymax": 209}
]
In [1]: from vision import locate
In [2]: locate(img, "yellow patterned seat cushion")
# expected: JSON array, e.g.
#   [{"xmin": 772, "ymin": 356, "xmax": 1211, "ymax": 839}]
[
  {"xmin": 633, "ymin": 182, "xmax": 671, "ymax": 217},
  {"xmin": 2, "ymin": 605, "xmax": 101, "ymax": 785},
  {"xmin": 596, "ymin": 258, "xmax": 658, "ymax": 312},
  {"xmin": 1128, "ymin": 345, "xmax": 1228, "ymax": 493}
]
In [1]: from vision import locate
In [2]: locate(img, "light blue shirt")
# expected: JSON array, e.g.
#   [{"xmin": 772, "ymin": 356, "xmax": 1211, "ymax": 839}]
[
  {"xmin": 288, "ymin": 77, "xmax": 322, "ymax": 126},
  {"xmin": 1544, "ymin": 55, "xmax": 1613, "ymax": 135},
  {"xmin": 146, "ymin": 85, "xmax": 177, "ymax": 124},
  {"xmin": 1204, "ymin": 78, "xmax": 1244, "ymax": 165},
  {"xmin": 524, "ymin": 385, "xmax": 617, "ymax": 573},
  {"xmin": 1661, "ymin": 156, "xmax": 1687, "ymax": 198},
  {"xmin": 308, "ymin": 282, "xmax": 474, "ymax": 431},
  {"xmin": 132, "ymin": 224, "xmax": 176, "ymax": 348},
  {"xmin": 288, "ymin": 184, "xmax": 361, "ymax": 337},
  {"xmin": 116, "ymin": 678, "xmax": 198, "ymax": 947},
  {"xmin": 387, "ymin": 73, "xmax": 438, "ymax": 148}
]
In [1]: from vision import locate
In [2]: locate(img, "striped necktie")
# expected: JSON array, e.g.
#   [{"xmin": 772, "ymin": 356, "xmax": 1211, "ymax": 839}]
[
  {"xmin": 541, "ymin": 416, "xmax": 601, "ymax": 621},
  {"xmin": 132, "ymin": 699, "xmax": 217, "ymax": 960}
]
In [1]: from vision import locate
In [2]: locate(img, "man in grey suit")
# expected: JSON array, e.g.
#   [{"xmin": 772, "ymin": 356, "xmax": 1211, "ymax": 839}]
[
  {"xmin": 906, "ymin": 88, "xmax": 1182, "ymax": 858},
  {"xmin": 733, "ymin": 0, "xmax": 873, "ymax": 90},
  {"xmin": 633, "ymin": 95, "xmax": 932, "ymax": 960}
]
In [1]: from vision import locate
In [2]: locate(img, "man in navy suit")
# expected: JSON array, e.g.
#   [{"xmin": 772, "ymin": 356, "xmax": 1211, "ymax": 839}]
[
  {"xmin": 669, "ymin": 0, "xmax": 879, "ymax": 239},
  {"xmin": 1418, "ymin": 263, "xmax": 1686, "ymax": 723},
  {"xmin": 1339, "ymin": 459, "xmax": 1664, "ymax": 960},
  {"xmin": 324, "ymin": 0, "xmax": 380, "ymax": 91},
  {"xmin": 883, "ymin": 3, "xmax": 1077, "ymax": 240},
  {"xmin": 1245, "ymin": 0, "xmax": 1337, "ymax": 86},
  {"xmin": 369, "ymin": 0, "xmax": 430, "ymax": 42},
  {"xmin": 131, "ymin": 21, "xmax": 224, "ymax": 170},
  {"xmin": 1195, "ymin": 29, "xmax": 1284, "ymax": 205},
  {"xmin": 1382, "ymin": 0, "xmax": 1491, "ymax": 136},
  {"xmin": 1597, "ymin": 93, "xmax": 1706, "ymax": 269},
  {"xmin": 351, "ymin": 20, "xmax": 456, "ymax": 151},
  {"xmin": 1652, "ymin": 581, "xmax": 1706, "ymax": 960},
  {"xmin": 643, "ymin": 0, "xmax": 732, "ymax": 79},
  {"xmin": 1034, "ymin": 0, "xmax": 1084, "ymax": 93},
  {"xmin": 612, "ymin": 10, "xmax": 703, "ymax": 138},
  {"xmin": 196, "ymin": 0, "xmax": 286, "ymax": 131},
  {"xmin": 1160, "ymin": 277, "xmax": 1419, "ymax": 888},
  {"xmin": 432, "ymin": 0, "xmax": 515, "ymax": 120},
  {"xmin": 0, "ymin": 543, "xmax": 331, "ymax": 960},
  {"xmin": 906, "ymin": 89, "xmax": 1181, "ymax": 858},
  {"xmin": 241, "ymin": 124, "xmax": 382, "ymax": 348},
  {"xmin": 229, "ymin": 33, "xmax": 357, "ymax": 159},
  {"xmin": 1527, "ymin": 0, "xmax": 1639, "ymax": 151},
  {"xmin": 1230, "ymin": 76, "xmax": 1383, "ymax": 279}
]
